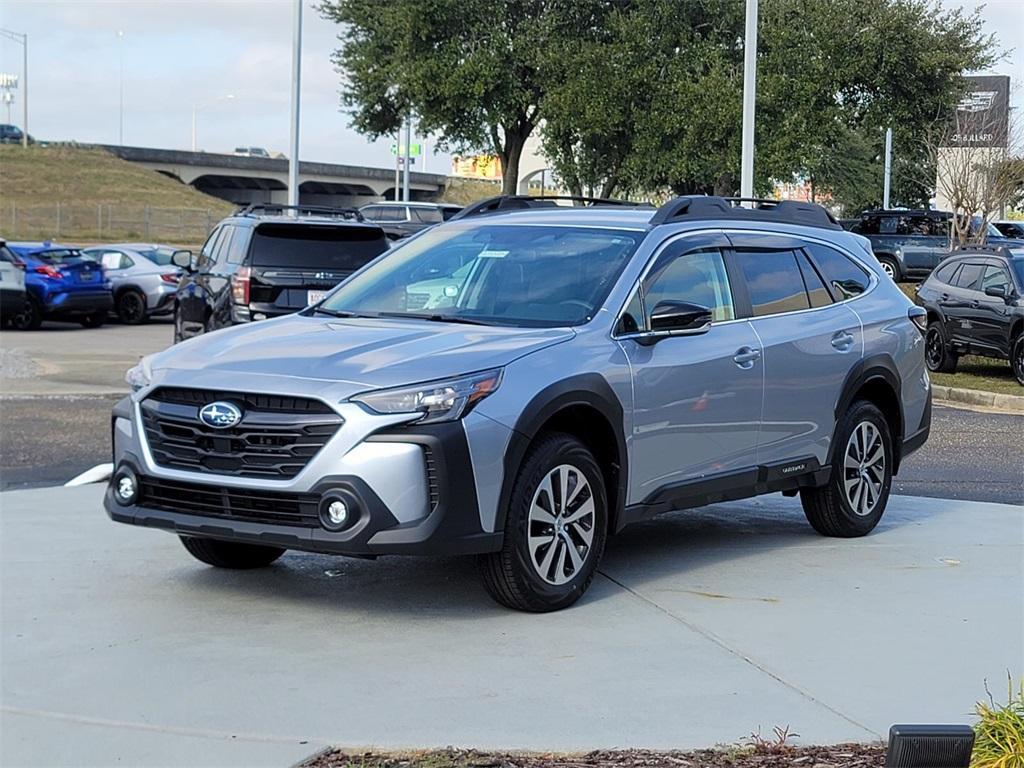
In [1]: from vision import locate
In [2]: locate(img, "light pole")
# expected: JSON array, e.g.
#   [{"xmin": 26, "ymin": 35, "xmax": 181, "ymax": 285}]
[
  {"xmin": 191, "ymin": 94, "xmax": 234, "ymax": 153},
  {"xmin": 739, "ymin": 0, "xmax": 758, "ymax": 202},
  {"xmin": 402, "ymin": 115, "xmax": 412, "ymax": 202},
  {"xmin": 882, "ymin": 127, "xmax": 893, "ymax": 209},
  {"xmin": 287, "ymin": 0, "xmax": 302, "ymax": 207},
  {"xmin": 0, "ymin": 28, "xmax": 28, "ymax": 148},
  {"xmin": 117, "ymin": 30, "xmax": 124, "ymax": 145}
]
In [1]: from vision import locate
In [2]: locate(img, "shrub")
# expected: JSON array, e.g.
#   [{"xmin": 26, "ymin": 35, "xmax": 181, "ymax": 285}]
[{"xmin": 973, "ymin": 677, "xmax": 1024, "ymax": 768}]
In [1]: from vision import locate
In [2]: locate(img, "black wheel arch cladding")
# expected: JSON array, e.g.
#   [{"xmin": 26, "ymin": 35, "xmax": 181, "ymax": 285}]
[{"xmin": 495, "ymin": 373, "xmax": 628, "ymax": 534}]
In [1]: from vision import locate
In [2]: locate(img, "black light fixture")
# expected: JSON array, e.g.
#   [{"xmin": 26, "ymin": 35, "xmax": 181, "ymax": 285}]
[{"xmin": 886, "ymin": 724, "xmax": 975, "ymax": 768}]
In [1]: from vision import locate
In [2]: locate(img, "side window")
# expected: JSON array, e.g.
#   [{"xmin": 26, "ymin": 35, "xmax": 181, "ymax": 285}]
[
  {"xmin": 643, "ymin": 248, "xmax": 735, "ymax": 323},
  {"xmin": 981, "ymin": 265, "xmax": 1010, "ymax": 295},
  {"xmin": 211, "ymin": 226, "xmax": 235, "ymax": 267},
  {"xmin": 375, "ymin": 207, "xmax": 403, "ymax": 222},
  {"xmin": 225, "ymin": 226, "xmax": 250, "ymax": 264},
  {"xmin": 854, "ymin": 217, "xmax": 879, "ymax": 235},
  {"xmin": 618, "ymin": 291, "xmax": 644, "ymax": 334},
  {"xmin": 954, "ymin": 263, "xmax": 984, "ymax": 290},
  {"xmin": 879, "ymin": 217, "xmax": 899, "ymax": 235},
  {"xmin": 797, "ymin": 250, "xmax": 832, "ymax": 308},
  {"xmin": 933, "ymin": 261, "xmax": 960, "ymax": 284},
  {"xmin": 99, "ymin": 251, "xmax": 122, "ymax": 270},
  {"xmin": 411, "ymin": 207, "xmax": 443, "ymax": 224},
  {"xmin": 736, "ymin": 250, "xmax": 810, "ymax": 316},
  {"xmin": 804, "ymin": 242, "xmax": 870, "ymax": 300},
  {"xmin": 120, "ymin": 254, "xmax": 135, "ymax": 269},
  {"xmin": 198, "ymin": 226, "xmax": 224, "ymax": 269},
  {"xmin": 361, "ymin": 206, "xmax": 383, "ymax": 220}
]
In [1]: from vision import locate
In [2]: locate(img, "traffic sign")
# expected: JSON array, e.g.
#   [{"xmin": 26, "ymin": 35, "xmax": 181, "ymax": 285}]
[{"xmin": 390, "ymin": 142, "xmax": 421, "ymax": 157}]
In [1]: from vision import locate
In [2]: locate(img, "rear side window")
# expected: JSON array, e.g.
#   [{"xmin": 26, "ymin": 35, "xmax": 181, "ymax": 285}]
[
  {"xmin": 249, "ymin": 224, "xmax": 390, "ymax": 271},
  {"xmin": 0, "ymin": 246, "xmax": 16, "ymax": 263},
  {"xmin": 363, "ymin": 206, "xmax": 404, "ymax": 222},
  {"xmin": 736, "ymin": 250, "xmax": 810, "ymax": 317},
  {"xmin": 796, "ymin": 251, "xmax": 832, "ymax": 308},
  {"xmin": 804, "ymin": 243, "xmax": 870, "ymax": 300},
  {"xmin": 411, "ymin": 207, "xmax": 443, "ymax": 224},
  {"xmin": 933, "ymin": 261, "xmax": 960, "ymax": 285},
  {"xmin": 225, "ymin": 227, "xmax": 250, "ymax": 264},
  {"xmin": 954, "ymin": 263, "xmax": 984, "ymax": 290}
]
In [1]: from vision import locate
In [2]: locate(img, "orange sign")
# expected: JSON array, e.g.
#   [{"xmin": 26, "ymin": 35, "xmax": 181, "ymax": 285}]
[{"xmin": 452, "ymin": 154, "xmax": 503, "ymax": 180}]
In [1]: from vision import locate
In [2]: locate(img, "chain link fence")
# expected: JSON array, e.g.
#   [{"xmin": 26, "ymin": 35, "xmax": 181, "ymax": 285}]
[{"xmin": 0, "ymin": 203, "xmax": 221, "ymax": 244}]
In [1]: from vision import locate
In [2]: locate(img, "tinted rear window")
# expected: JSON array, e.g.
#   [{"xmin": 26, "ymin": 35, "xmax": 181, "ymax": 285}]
[
  {"xmin": 954, "ymin": 263, "xmax": 984, "ymax": 290},
  {"xmin": 249, "ymin": 224, "xmax": 389, "ymax": 270},
  {"xmin": 805, "ymin": 242, "xmax": 869, "ymax": 299},
  {"xmin": 737, "ymin": 250, "xmax": 810, "ymax": 317}
]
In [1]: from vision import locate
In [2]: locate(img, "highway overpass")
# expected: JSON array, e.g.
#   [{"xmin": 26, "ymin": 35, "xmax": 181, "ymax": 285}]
[{"xmin": 103, "ymin": 145, "xmax": 448, "ymax": 206}]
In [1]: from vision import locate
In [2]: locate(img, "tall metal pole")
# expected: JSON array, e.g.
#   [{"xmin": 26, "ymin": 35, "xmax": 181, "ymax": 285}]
[
  {"xmin": 739, "ymin": 0, "xmax": 758, "ymax": 202},
  {"xmin": 287, "ymin": 0, "xmax": 302, "ymax": 207},
  {"xmin": 394, "ymin": 129, "xmax": 401, "ymax": 201},
  {"xmin": 191, "ymin": 105, "xmax": 198, "ymax": 152},
  {"xmin": 21, "ymin": 33, "xmax": 27, "ymax": 147},
  {"xmin": 883, "ymin": 127, "xmax": 893, "ymax": 209},
  {"xmin": 118, "ymin": 31, "xmax": 125, "ymax": 145},
  {"xmin": 402, "ymin": 115, "xmax": 412, "ymax": 202}
]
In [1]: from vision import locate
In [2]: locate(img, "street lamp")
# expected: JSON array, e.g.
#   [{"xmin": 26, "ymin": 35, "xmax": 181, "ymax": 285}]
[
  {"xmin": 287, "ymin": 0, "xmax": 302, "ymax": 206},
  {"xmin": 191, "ymin": 94, "xmax": 234, "ymax": 153},
  {"xmin": 0, "ymin": 28, "xmax": 28, "ymax": 148},
  {"xmin": 739, "ymin": 0, "xmax": 758, "ymax": 202}
]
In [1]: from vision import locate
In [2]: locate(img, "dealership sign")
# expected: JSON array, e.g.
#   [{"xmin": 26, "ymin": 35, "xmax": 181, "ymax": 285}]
[{"xmin": 944, "ymin": 74, "xmax": 1010, "ymax": 148}]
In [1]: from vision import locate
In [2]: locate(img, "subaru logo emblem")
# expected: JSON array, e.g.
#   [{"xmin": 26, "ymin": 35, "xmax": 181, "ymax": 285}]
[{"xmin": 199, "ymin": 401, "xmax": 242, "ymax": 429}]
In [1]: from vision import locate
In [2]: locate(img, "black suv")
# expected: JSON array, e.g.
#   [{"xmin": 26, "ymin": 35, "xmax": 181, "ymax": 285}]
[
  {"xmin": 172, "ymin": 204, "xmax": 390, "ymax": 342},
  {"xmin": 915, "ymin": 244, "xmax": 1024, "ymax": 385}
]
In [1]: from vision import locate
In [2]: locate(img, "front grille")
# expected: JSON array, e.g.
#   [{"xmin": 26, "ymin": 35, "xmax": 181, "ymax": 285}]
[
  {"xmin": 138, "ymin": 476, "xmax": 320, "ymax": 527},
  {"xmin": 142, "ymin": 387, "xmax": 342, "ymax": 479}
]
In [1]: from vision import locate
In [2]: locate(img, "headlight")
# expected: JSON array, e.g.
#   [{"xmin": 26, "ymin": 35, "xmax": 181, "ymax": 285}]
[
  {"xmin": 351, "ymin": 369, "xmax": 502, "ymax": 424},
  {"xmin": 125, "ymin": 356, "xmax": 153, "ymax": 392}
]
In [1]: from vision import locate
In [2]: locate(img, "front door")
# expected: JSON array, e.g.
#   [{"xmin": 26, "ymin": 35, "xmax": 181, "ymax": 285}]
[{"xmin": 621, "ymin": 233, "xmax": 763, "ymax": 505}]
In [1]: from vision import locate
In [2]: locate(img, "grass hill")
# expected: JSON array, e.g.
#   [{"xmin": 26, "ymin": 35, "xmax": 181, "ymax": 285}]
[{"xmin": 0, "ymin": 145, "xmax": 233, "ymax": 243}]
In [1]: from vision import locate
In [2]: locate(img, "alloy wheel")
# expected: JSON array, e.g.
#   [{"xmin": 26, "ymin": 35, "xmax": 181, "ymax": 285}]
[
  {"xmin": 119, "ymin": 292, "xmax": 146, "ymax": 324},
  {"xmin": 880, "ymin": 261, "xmax": 896, "ymax": 280},
  {"xmin": 1013, "ymin": 339, "xmax": 1024, "ymax": 386},
  {"xmin": 925, "ymin": 327, "xmax": 944, "ymax": 370},
  {"xmin": 527, "ymin": 463, "xmax": 596, "ymax": 585},
  {"xmin": 843, "ymin": 422, "xmax": 886, "ymax": 517}
]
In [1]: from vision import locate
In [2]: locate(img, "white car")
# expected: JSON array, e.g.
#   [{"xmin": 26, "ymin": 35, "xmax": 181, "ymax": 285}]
[{"xmin": 0, "ymin": 240, "xmax": 26, "ymax": 324}]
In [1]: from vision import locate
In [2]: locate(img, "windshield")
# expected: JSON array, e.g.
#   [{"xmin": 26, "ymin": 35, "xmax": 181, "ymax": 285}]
[{"xmin": 317, "ymin": 224, "xmax": 643, "ymax": 328}]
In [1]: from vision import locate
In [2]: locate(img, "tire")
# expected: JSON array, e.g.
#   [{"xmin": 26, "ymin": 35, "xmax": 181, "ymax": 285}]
[
  {"xmin": 116, "ymin": 289, "xmax": 148, "ymax": 325},
  {"xmin": 9, "ymin": 296, "xmax": 42, "ymax": 330},
  {"xmin": 79, "ymin": 310, "xmax": 106, "ymax": 328},
  {"xmin": 925, "ymin": 321, "xmax": 958, "ymax": 373},
  {"xmin": 479, "ymin": 432, "xmax": 608, "ymax": 612},
  {"xmin": 179, "ymin": 536, "xmax": 285, "ymax": 569},
  {"xmin": 877, "ymin": 256, "xmax": 900, "ymax": 281},
  {"xmin": 801, "ymin": 400, "xmax": 893, "ymax": 538},
  {"xmin": 1012, "ymin": 335, "xmax": 1024, "ymax": 387}
]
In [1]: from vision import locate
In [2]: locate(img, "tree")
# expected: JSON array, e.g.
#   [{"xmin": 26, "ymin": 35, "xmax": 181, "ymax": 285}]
[{"xmin": 319, "ymin": 0, "xmax": 608, "ymax": 195}]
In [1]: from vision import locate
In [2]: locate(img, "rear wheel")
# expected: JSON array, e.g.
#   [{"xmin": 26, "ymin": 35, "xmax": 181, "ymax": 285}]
[
  {"xmin": 925, "ymin": 322, "xmax": 958, "ymax": 373},
  {"xmin": 1012, "ymin": 335, "xmax": 1024, "ymax": 386},
  {"xmin": 179, "ymin": 536, "xmax": 285, "ymax": 569},
  {"xmin": 9, "ymin": 296, "xmax": 42, "ymax": 330},
  {"xmin": 877, "ymin": 256, "xmax": 900, "ymax": 281},
  {"xmin": 479, "ymin": 433, "xmax": 607, "ymax": 612},
  {"xmin": 79, "ymin": 311, "xmax": 106, "ymax": 328},
  {"xmin": 801, "ymin": 400, "xmax": 893, "ymax": 538},
  {"xmin": 116, "ymin": 289, "xmax": 147, "ymax": 324}
]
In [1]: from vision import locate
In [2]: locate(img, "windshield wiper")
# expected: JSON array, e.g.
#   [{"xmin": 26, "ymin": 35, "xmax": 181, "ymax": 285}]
[
  {"xmin": 392, "ymin": 313, "xmax": 493, "ymax": 326},
  {"xmin": 310, "ymin": 307, "xmax": 373, "ymax": 318}
]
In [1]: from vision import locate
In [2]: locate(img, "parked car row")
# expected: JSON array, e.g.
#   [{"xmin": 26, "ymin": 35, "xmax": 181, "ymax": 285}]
[
  {"xmin": 843, "ymin": 208, "xmax": 1024, "ymax": 282},
  {"xmin": 0, "ymin": 200, "xmax": 463, "ymax": 332}
]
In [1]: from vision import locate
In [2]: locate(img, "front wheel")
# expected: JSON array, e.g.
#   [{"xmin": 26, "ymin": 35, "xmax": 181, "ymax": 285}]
[
  {"xmin": 1012, "ymin": 335, "xmax": 1024, "ymax": 386},
  {"xmin": 179, "ymin": 536, "xmax": 285, "ymax": 569},
  {"xmin": 479, "ymin": 433, "xmax": 607, "ymax": 612},
  {"xmin": 801, "ymin": 400, "xmax": 893, "ymax": 538}
]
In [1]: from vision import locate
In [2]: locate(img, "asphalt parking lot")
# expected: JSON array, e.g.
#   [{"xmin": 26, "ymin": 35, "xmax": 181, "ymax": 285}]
[{"xmin": 1, "ymin": 485, "xmax": 1020, "ymax": 767}]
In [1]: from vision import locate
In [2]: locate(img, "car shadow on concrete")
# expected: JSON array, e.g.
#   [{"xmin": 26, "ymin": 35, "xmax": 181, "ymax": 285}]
[{"xmin": 167, "ymin": 494, "xmax": 928, "ymax": 616}]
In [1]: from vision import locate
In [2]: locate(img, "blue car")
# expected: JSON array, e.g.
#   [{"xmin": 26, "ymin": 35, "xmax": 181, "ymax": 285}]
[{"xmin": 7, "ymin": 242, "xmax": 113, "ymax": 330}]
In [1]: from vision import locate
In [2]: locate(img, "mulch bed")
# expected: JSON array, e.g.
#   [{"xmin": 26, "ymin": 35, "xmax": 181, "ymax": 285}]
[{"xmin": 302, "ymin": 745, "xmax": 888, "ymax": 768}]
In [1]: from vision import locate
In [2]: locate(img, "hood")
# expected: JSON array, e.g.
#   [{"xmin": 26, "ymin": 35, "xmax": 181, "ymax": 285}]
[{"xmin": 152, "ymin": 313, "xmax": 574, "ymax": 393}]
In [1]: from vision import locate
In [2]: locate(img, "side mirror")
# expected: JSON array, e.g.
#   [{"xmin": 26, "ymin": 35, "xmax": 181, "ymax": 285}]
[
  {"xmin": 649, "ymin": 300, "xmax": 713, "ymax": 334},
  {"xmin": 171, "ymin": 249, "xmax": 194, "ymax": 271},
  {"xmin": 984, "ymin": 284, "xmax": 1010, "ymax": 300}
]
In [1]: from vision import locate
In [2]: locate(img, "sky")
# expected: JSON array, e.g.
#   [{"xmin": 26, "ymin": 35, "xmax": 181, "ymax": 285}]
[{"xmin": 0, "ymin": 0, "xmax": 1022, "ymax": 176}]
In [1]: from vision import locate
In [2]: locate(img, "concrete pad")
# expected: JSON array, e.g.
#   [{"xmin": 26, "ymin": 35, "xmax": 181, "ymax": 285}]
[{"xmin": 1, "ymin": 485, "xmax": 1020, "ymax": 767}]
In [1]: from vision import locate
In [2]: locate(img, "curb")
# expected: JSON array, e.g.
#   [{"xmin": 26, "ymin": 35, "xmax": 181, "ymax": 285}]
[{"xmin": 931, "ymin": 384, "xmax": 1024, "ymax": 414}]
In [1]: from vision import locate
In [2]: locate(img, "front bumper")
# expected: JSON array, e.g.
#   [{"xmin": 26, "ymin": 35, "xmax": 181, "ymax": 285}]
[{"xmin": 104, "ymin": 396, "xmax": 504, "ymax": 557}]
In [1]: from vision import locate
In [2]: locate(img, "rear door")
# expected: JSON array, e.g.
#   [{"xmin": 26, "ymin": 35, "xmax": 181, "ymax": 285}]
[
  {"xmin": 179, "ymin": 224, "xmax": 227, "ymax": 335},
  {"xmin": 972, "ymin": 262, "xmax": 1015, "ymax": 355},
  {"xmin": 942, "ymin": 261, "xmax": 986, "ymax": 347},
  {"xmin": 246, "ymin": 223, "xmax": 390, "ymax": 315},
  {"xmin": 0, "ymin": 245, "xmax": 24, "ymax": 292},
  {"xmin": 730, "ymin": 235, "xmax": 866, "ymax": 470}
]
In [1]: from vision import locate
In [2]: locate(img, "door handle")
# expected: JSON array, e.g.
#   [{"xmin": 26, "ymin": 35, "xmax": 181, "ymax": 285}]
[
  {"xmin": 733, "ymin": 346, "xmax": 762, "ymax": 368},
  {"xmin": 831, "ymin": 331, "xmax": 855, "ymax": 351}
]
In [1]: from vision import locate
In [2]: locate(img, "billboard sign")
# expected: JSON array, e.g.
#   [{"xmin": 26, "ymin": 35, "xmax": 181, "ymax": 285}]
[
  {"xmin": 451, "ymin": 154, "xmax": 503, "ymax": 180},
  {"xmin": 944, "ymin": 75, "xmax": 1010, "ymax": 148}
]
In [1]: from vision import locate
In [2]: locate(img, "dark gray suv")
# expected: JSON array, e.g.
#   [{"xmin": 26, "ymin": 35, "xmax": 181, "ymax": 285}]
[{"xmin": 108, "ymin": 195, "xmax": 932, "ymax": 611}]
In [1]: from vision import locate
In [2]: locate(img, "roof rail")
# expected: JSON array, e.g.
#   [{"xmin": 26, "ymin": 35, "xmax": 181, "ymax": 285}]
[
  {"xmin": 235, "ymin": 203, "xmax": 364, "ymax": 221},
  {"xmin": 951, "ymin": 242, "xmax": 1017, "ymax": 255},
  {"xmin": 449, "ymin": 194, "xmax": 649, "ymax": 221},
  {"xmin": 650, "ymin": 195, "xmax": 841, "ymax": 230}
]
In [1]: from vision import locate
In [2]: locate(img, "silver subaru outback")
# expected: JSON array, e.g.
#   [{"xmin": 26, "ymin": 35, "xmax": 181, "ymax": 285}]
[{"xmin": 107, "ymin": 195, "xmax": 932, "ymax": 612}]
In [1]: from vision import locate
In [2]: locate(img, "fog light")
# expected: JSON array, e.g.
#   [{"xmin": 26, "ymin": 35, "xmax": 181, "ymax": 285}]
[
  {"xmin": 112, "ymin": 467, "xmax": 138, "ymax": 506},
  {"xmin": 319, "ymin": 492, "xmax": 359, "ymax": 532},
  {"xmin": 327, "ymin": 500, "xmax": 348, "ymax": 526}
]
